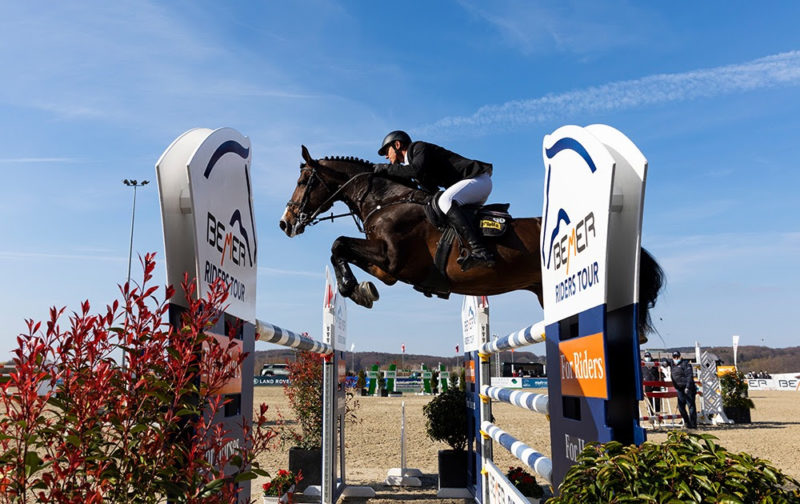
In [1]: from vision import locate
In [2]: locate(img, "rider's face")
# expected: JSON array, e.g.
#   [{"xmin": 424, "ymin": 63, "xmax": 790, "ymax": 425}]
[{"xmin": 385, "ymin": 141, "xmax": 404, "ymax": 163}]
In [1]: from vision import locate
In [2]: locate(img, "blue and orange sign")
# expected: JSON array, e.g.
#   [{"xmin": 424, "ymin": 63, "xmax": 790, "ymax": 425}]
[{"xmin": 558, "ymin": 332, "xmax": 608, "ymax": 399}]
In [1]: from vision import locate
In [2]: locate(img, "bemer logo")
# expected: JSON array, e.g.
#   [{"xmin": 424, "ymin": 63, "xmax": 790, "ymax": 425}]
[
  {"xmin": 552, "ymin": 212, "xmax": 595, "ymax": 274},
  {"xmin": 206, "ymin": 211, "xmax": 252, "ymax": 268}
]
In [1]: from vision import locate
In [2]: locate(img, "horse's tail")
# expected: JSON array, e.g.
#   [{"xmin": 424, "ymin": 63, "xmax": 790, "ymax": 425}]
[{"xmin": 639, "ymin": 247, "xmax": 665, "ymax": 338}]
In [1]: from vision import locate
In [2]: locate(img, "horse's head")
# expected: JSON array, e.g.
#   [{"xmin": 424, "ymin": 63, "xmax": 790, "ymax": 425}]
[{"xmin": 279, "ymin": 146, "xmax": 337, "ymax": 237}]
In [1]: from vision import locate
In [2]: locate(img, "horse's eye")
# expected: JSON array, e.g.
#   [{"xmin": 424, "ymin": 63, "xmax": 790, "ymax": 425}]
[{"xmin": 298, "ymin": 178, "xmax": 308, "ymax": 187}]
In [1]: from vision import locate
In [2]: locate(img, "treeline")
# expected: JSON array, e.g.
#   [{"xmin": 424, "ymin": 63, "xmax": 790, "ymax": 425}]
[
  {"xmin": 254, "ymin": 345, "xmax": 800, "ymax": 375},
  {"xmin": 705, "ymin": 345, "xmax": 800, "ymax": 374},
  {"xmin": 254, "ymin": 348, "xmax": 544, "ymax": 374},
  {"xmin": 643, "ymin": 345, "xmax": 800, "ymax": 374}
]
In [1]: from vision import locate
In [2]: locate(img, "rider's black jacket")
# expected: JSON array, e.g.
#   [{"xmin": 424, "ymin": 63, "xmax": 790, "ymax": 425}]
[{"xmin": 374, "ymin": 141, "xmax": 492, "ymax": 192}]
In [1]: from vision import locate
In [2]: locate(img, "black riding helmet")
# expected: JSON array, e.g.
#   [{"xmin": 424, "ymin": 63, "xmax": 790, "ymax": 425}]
[{"xmin": 378, "ymin": 130, "xmax": 412, "ymax": 156}]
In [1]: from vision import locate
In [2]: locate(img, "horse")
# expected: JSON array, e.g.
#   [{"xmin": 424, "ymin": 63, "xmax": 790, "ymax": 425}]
[{"xmin": 279, "ymin": 146, "xmax": 664, "ymax": 337}]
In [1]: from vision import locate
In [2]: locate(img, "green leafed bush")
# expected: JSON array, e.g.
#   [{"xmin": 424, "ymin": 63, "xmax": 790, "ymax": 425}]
[
  {"xmin": 720, "ymin": 371, "xmax": 755, "ymax": 409},
  {"xmin": 422, "ymin": 388, "xmax": 467, "ymax": 451},
  {"xmin": 549, "ymin": 431, "xmax": 800, "ymax": 504}
]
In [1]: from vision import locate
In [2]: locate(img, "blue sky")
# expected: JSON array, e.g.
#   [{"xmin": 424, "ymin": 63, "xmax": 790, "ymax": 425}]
[{"xmin": 2, "ymin": 1, "xmax": 799, "ymax": 360}]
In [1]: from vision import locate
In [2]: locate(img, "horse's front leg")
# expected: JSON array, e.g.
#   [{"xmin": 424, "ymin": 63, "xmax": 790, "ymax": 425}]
[{"xmin": 331, "ymin": 236, "xmax": 394, "ymax": 308}]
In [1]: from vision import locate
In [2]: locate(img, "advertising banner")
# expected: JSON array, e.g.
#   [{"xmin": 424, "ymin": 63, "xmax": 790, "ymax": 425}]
[
  {"xmin": 747, "ymin": 373, "xmax": 800, "ymax": 391},
  {"xmin": 541, "ymin": 125, "xmax": 614, "ymax": 323},
  {"xmin": 188, "ymin": 129, "xmax": 256, "ymax": 323},
  {"xmin": 558, "ymin": 332, "xmax": 608, "ymax": 399},
  {"xmin": 462, "ymin": 295, "xmax": 481, "ymax": 353},
  {"xmin": 156, "ymin": 128, "xmax": 257, "ymax": 323}
]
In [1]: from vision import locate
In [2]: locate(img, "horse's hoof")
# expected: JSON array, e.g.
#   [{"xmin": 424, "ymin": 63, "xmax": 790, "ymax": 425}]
[
  {"xmin": 639, "ymin": 334, "xmax": 648, "ymax": 344},
  {"xmin": 349, "ymin": 283, "xmax": 378, "ymax": 309},
  {"xmin": 359, "ymin": 281, "xmax": 379, "ymax": 302},
  {"xmin": 351, "ymin": 292, "xmax": 373, "ymax": 309}
]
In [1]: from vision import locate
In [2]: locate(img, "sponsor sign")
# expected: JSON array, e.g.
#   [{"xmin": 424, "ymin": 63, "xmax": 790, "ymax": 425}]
[
  {"xmin": 254, "ymin": 376, "xmax": 290, "ymax": 386},
  {"xmin": 522, "ymin": 377, "xmax": 548, "ymax": 389},
  {"xmin": 747, "ymin": 374, "xmax": 800, "ymax": 391},
  {"xmin": 461, "ymin": 295, "xmax": 481, "ymax": 352},
  {"xmin": 323, "ymin": 267, "xmax": 347, "ymax": 350},
  {"xmin": 490, "ymin": 377, "xmax": 523, "ymax": 388},
  {"xmin": 188, "ymin": 129, "xmax": 256, "ymax": 322},
  {"xmin": 541, "ymin": 126, "xmax": 614, "ymax": 323},
  {"xmin": 558, "ymin": 332, "xmax": 608, "ymax": 399},
  {"xmin": 156, "ymin": 128, "xmax": 257, "ymax": 323}
]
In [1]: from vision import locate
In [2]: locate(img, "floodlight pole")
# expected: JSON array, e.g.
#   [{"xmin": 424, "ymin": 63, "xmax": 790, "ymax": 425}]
[{"xmin": 123, "ymin": 179, "xmax": 149, "ymax": 287}]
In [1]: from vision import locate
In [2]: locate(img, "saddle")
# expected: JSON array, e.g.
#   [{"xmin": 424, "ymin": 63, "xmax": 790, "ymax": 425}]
[{"xmin": 414, "ymin": 192, "xmax": 513, "ymax": 299}]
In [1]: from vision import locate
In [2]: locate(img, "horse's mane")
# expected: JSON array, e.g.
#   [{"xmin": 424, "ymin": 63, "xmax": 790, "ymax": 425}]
[{"xmin": 322, "ymin": 156, "xmax": 373, "ymax": 171}]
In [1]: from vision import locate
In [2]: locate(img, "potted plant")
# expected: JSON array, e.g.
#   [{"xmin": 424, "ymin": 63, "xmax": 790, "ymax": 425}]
[
  {"xmin": 422, "ymin": 388, "xmax": 468, "ymax": 490},
  {"xmin": 506, "ymin": 466, "xmax": 545, "ymax": 503},
  {"xmin": 283, "ymin": 351, "xmax": 324, "ymax": 492},
  {"xmin": 262, "ymin": 469, "xmax": 303, "ymax": 504},
  {"xmin": 720, "ymin": 370, "xmax": 755, "ymax": 423},
  {"xmin": 549, "ymin": 431, "xmax": 800, "ymax": 502}
]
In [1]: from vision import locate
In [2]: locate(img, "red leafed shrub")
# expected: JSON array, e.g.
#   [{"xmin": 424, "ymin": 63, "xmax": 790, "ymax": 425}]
[
  {"xmin": 283, "ymin": 351, "xmax": 324, "ymax": 449},
  {"xmin": 0, "ymin": 253, "xmax": 276, "ymax": 503}
]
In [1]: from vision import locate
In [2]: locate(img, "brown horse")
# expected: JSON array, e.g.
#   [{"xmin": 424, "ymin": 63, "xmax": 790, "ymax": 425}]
[{"xmin": 280, "ymin": 146, "xmax": 664, "ymax": 336}]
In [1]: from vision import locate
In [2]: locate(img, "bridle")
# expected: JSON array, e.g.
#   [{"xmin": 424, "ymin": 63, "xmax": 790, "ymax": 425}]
[{"xmin": 286, "ymin": 164, "xmax": 372, "ymax": 231}]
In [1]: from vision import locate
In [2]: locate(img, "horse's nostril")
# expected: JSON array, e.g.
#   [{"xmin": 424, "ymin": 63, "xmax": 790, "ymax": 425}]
[{"xmin": 279, "ymin": 220, "xmax": 286, "ymax": 231}]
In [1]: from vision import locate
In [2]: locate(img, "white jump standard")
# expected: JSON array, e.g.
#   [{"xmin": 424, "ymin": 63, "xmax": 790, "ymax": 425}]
[
  {"xmin": 157, "ymin": 127, "xmax": 373, "ymax": 504},
  {"xmin": 463, "ymin": 124, "xmax": 651, "ymax": 501}
]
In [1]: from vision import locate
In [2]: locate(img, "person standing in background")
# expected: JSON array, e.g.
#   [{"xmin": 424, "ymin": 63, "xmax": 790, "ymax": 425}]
[
  {"xmin": 669, "ymin": 351, "xmax": 697, "ymax": 429},
  {"xmin": 641, "ymin": 351, "xmax": 664, "ymax": 413}
]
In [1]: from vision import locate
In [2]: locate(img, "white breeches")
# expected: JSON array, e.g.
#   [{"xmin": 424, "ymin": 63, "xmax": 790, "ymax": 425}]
[{"xmin": 437, "ymin": 173, "xmax": 492, "ymax": 214}]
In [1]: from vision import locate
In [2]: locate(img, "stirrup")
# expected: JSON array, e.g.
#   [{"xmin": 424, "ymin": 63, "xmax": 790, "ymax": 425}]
[{"xmin": 457, "ymin": 250, "xmax": 496, "ymax": 272}]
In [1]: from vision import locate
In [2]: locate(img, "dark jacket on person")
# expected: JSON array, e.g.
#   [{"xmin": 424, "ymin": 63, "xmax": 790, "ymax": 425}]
[
  {"xmin": 669, "ymin": 359, "xmax": 696, "ymax": 390},
  {"xmin": 641, "ymin": 362, "xmax": 663, "ymax": 384},
  {"xmin": 374, "ymin": 141, "xmax": 492, "ymax": 193}
]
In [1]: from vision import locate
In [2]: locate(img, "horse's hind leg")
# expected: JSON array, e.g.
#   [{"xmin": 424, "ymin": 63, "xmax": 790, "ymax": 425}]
[{"xmin": 331, "ymin": 236, "xmax": 388, "ymax": 308}]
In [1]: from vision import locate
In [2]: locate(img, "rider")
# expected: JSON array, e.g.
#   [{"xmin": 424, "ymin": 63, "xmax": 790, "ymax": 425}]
[{"xmin": 373, "ymin": 130, "xmax": 495, "ymax": 271}]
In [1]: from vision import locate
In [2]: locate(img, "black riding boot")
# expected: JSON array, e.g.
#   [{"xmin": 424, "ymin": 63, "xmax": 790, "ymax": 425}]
[{"xmin": 446, "ymin": 202, "xmax": 496, "ymax": 271}]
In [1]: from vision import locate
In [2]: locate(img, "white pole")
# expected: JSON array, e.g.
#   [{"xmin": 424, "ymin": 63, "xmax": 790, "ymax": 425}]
[
  {"xmin": 384, "ymin": 400, "xmax": 422, "ymax": 486},
  {"xmin": 732, "ymin": 335, "xmax": 740, "ymax": 369},
  {"xmin": 400, "ymin": 401, "xmax": 406, "ymax": 471}
]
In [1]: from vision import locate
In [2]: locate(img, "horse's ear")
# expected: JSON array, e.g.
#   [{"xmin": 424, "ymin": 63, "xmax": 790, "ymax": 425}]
[{"xmin": 301, "ymin": 145, "xmax": 313, "ymax": 164}]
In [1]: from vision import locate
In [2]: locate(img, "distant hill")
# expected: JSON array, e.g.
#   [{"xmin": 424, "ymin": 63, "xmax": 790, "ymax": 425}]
[
  {"xmin": 254, "ymin": 345, "xmax": 800, "ymax": 375},
  {"xmin": 665, "ymin": 345, "xmax": 800, "ymax": 374}
]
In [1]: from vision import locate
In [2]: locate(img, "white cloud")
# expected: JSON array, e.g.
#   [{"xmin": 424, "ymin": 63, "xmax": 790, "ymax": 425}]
[
  {"xmin": 418, "ymin": 51, "xmax": 800, "ymax": 136},
  {"xmin": 458, "ymin": 0, "xmax": 652, "ymax": 56},
  {"xmin": 648, "ymin": 231, "xmax": 800, "ymax": 283}
]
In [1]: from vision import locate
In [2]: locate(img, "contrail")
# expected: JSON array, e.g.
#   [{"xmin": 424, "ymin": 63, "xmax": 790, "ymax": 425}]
[{"xmin": 418, "ymin": 50, "xmax": 800, "ymax": 135}]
